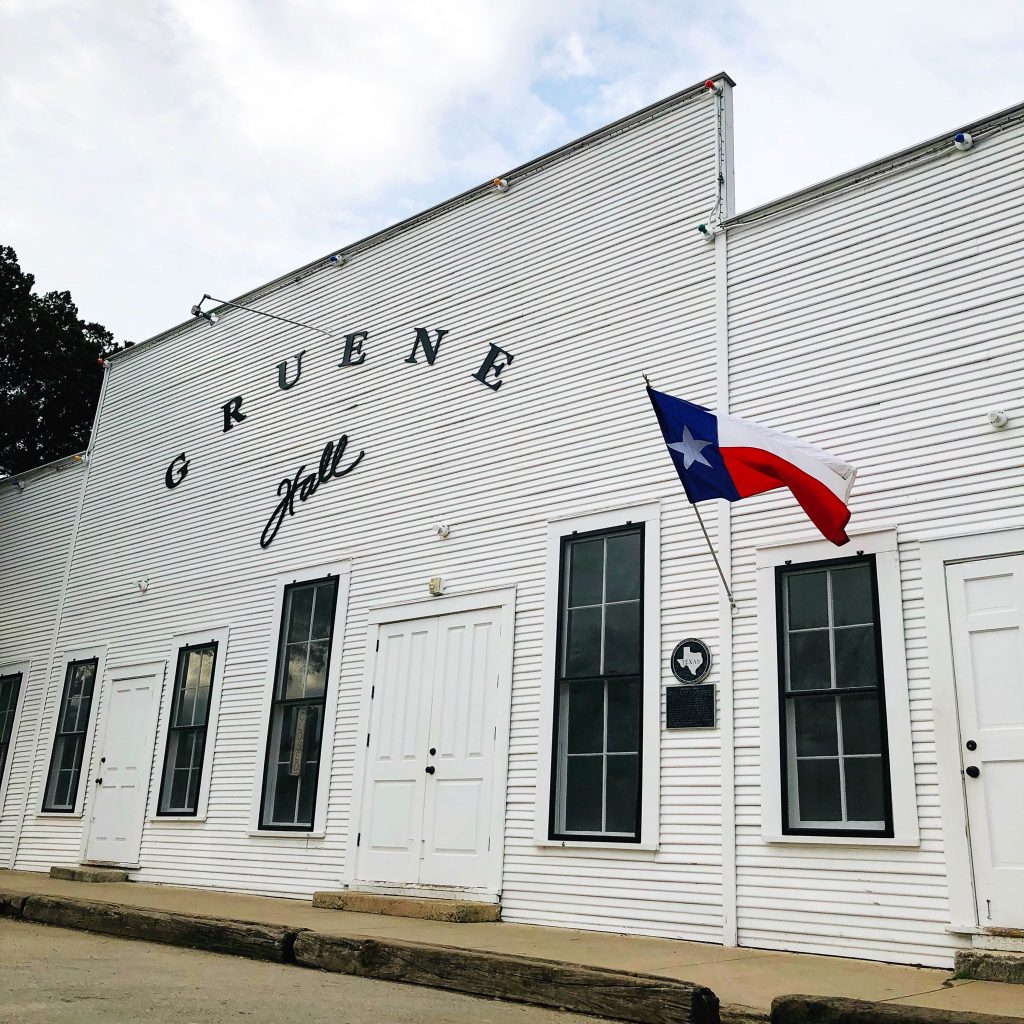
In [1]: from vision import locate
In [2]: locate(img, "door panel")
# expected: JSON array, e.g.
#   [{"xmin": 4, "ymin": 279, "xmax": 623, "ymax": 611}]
[
  {"xmin": 355, "ymin": 620, "xmax": 436, "ymax": 884},
  {"xmin": 419, "ymin": 611, "xmax": 500, "ymax": 887},
  {"xmin": 85, "ymin": 663, "xmax": 163, "ymax": 866},
  {"xmin": 946, "ymin": 555, "xmax": 1024, "ymax": 927}
]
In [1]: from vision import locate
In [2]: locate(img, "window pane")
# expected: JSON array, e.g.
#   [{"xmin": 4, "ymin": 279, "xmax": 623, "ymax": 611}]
[
  {"xmin": 793, "ymin": 695, "xmax": 838, "ymax": 756},
  {"xmin": 286, "ymin": 586, "xmax": 315, "ymax": 643},
  {"xmin": 565, "ymin": 681, "xmax": 603, "ymax": 754},
  {"xmin": 832, "ymin": 564, "xmax": 874, "ymax": 626},
  {"xmin": 568, "ymin": 539, "xmax": 604, "ymax": 607},
  {"xmin": 606, "ymin": 753, "xmax": 639, "ymax": 833},
  {"xmin": 310, "ymin": 583, "xmax": 335, "ymax": 640},
  {"xmin": 281, "ymin": 644, "xmax": 307, "ymax": 700},
  {"xmin": 787, "ymin": 571, "xmax": 828, "ymax": 629},
  {"xmin": 844, "ymin": 756, "xmax": 886, "ymax": 822},
  {"xmin": 565, "ymin": 606, "xmax": 601, "ymax": 677},
  {"xmin": 604, "ymin": 602, "xmax": 640, "ymax": 676},
  {"xmin": 834, "ymin": 627, "xmax": 878, "ymax": 688},
  {"xmin": 605, "ymin": 532, "xmax": 642, "ymax": 603},
  {"xmin": 607, "ymin": 678, "xmax": 640, "ymax": 752},
  {"xmin": 787, "ymin": 631, "xmax": 831, "ymax": 690},
  {"xmin": 305, "ymin": 640, "xmax": 330, "ymax": 699},
  {"xmin": 564, "ymin": 755, "xmax": 603, "ymax": 832},
  {"xmin": 796, "ymin": 758, "xmax": 841, "ymax": 822},
  {"xmin": 841, "ymin": 693, "xmax": 883, "ymax": 755},
  {"xmin": 47, "ymin": 735, "xmax": 83, "ymax": 810}
]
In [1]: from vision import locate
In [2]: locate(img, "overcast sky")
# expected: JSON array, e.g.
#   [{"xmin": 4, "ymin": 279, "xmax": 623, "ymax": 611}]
[{"xmin": 2, "ymin": 0, "xmax": 1022, "ymax": 343}]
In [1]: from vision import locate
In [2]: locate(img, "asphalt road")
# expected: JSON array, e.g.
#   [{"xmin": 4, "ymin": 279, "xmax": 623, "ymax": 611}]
[{"xmin": 0, "ymin": 919, "xmax": 601, "ymax": 1024}]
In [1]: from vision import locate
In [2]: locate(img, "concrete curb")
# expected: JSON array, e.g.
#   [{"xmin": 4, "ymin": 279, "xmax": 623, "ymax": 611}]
[{"xmin": 293, "ymin": 930, "xmax": 721, "ymax": 1024}]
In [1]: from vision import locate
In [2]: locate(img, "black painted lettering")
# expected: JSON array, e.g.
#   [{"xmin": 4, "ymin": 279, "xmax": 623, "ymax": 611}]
[
  {"xmin": 404, "ymin": 327, "xmax": 448, "ymax": 365},
  {"xmin": 276, "ymin": 350, "xmax": 305, "ymax": 391},
  {"xmin": 164, "ymin": 453, "xmax": 190, "ymax": 489},
  {"xmin": 472, "ymin": 343, "xmax": 515, "ymax": 391},
  {"xmin": 222, "ymin": 396, "xmax": 247, "ymax": 432},
  {"xmin": 339, "ymin": 331, "xmax": 368, "ymax": 367}
]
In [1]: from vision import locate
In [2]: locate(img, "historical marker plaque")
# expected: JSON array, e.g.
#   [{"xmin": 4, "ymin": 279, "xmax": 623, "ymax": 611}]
[{"xmin": 665, "ymin": 684, "xmax": 716, "ymax": 729}]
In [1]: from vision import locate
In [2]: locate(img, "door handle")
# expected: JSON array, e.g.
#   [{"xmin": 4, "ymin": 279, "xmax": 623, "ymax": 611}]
[
  {"xmin": 95, "ymin": 778, "xmax": 103, "ymax": 785},
  {"xmin": 425, "ymin": 765, "xmax": 435, "ymax": 775},
  {"xmin": 965, "ymin": 765, "xmax": 980, "ymax": 778}
]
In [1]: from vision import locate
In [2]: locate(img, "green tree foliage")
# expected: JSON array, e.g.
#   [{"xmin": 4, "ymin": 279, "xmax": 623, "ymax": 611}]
[{"xmin": 0, "ymin": 245, "xmax": 122, "ymax": 476}]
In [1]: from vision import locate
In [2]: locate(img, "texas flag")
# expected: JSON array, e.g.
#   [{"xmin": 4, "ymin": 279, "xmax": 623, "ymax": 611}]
[{"xmin": 647, "ymin": 387, "xmax": 857, "ymax": 545}]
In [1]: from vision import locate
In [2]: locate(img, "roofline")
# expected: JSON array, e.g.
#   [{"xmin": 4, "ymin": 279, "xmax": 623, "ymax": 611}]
[
  {"xmin": 2, "ymin": 451, "xmax": 86, "ymax": 484},
  {"xmin": 725, "ymin": 96, "xmax": 1024, "ymax": 228},
  {"xmin": 113, "ymin": 71, "xmax": 734, "ymax": 364}
]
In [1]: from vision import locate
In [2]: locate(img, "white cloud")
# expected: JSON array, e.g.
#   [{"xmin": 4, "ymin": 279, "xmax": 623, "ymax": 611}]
[{"xmin": 1, "ymin": 0, "xmax": 1022, "ymax": 341}]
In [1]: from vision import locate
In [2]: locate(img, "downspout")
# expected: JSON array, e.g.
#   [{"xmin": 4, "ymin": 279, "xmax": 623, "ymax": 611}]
[
  {"xmin": 713, "ymin": 77, "xmax": 738, "ymax": 948},
  {"xmin": 8, "ymin": 359, "xmax": 112, "ymax": 868}
]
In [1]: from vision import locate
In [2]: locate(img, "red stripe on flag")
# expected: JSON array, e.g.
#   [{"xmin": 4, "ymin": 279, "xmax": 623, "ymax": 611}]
[{"xmin": 720, "ymin": 446, "xmax": 851, "ymax": 545}]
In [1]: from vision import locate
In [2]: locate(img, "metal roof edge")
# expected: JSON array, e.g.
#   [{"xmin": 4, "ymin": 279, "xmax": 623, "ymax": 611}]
[
  {"xmin": 2, "ymin": 451, "xmax": 87, "ymax": 484},
  {"xmin": 112, "ymin": 71, "xmax": 734, "ymax": 366},
  {"xmin": 724, "ymin": 97, "xmax": 1024, "ymax": 229}
]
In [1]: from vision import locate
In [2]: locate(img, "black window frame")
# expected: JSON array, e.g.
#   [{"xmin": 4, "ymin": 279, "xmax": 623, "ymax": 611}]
[
  {"xmin": 156, "ymin": 640, "xmax": 219, "ymax": 817},
  {"xmin": 548, "ymin": 522, "xmax": 645, "ymax": 843},
  {"xmin": 42, "ymin": 657, "xmax": 99, "ymax": 814},
  {"xmin": 258, "ymin": 574, "xmax": 340, "ymax": 832},
  {"xmin": 775, "ymin": 554, "xmax": 895, "ymax": 839},
  {"xmin": 0, "ymin": 671, "xmax": 24, "ymax": 791}
]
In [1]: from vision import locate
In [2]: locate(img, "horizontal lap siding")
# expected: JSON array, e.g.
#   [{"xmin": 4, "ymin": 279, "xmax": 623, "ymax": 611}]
[
  {"xmin": 15, "ymin": 91, "xmax": 727, "ymax": 938},
  {"xmin": 0, "ymin": 463, "xmax": 84, "ymax": 866},
  {"xmin": 726, "ymin": 117, "xmax": 1024, "ymax": 967}
]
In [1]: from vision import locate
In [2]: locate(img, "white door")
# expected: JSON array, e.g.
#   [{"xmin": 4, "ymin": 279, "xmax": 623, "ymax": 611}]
[
  {"xmin": 946, "ymin": 555, "xmax": 1024, "ymax": 927},
  {"xmin": 84, "ymin": 662, "xmax": 163, "ymax": 866},
  {"xmin": 355, "ymin": 607, "xmax": 504, "ymax": 891}
]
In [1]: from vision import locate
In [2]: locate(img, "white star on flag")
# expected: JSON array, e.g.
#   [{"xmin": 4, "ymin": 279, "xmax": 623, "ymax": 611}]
[{"xmin": 668, "ymin": 426, "xmax": 713, "ymax": 469}]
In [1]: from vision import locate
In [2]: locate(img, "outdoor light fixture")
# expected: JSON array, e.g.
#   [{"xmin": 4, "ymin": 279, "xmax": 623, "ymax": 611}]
[
  {"xmin": 191, "ymin": 301, "xmax": 220, "ymax": 326},
  {"xmin": 704, "ymin": 79, "xmax": 723, "ymax": 96},
  {"xmin": 954, "ymin": 131, "xmax": 974, "ymax": 151},
  {"xmin": 988, "ymin": 409, "xmax": 1009, "ymax": 428},
  {"xmin": 492, "ymin": 177, "xmax": 509, "ymax": 193},
  {"xmin": 9, "ymin": 479, "xmax": 25, "ymax": 492},
  {"xmin": 435, "ymin": 523, "xmax": 451, "ymax": 539},
  {"xmin": 189, "ymin": 293, "xmax": 334, "ymax": 338},
  {"xmin": 328, "ymin": 254, "xmax": 347, "ymax": 267}
]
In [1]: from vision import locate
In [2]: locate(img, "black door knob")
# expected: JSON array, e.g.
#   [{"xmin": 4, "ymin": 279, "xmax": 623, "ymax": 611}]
[
  {"xmin": 965, "ymin": 765, "xmax": 980, "ymax": 778},
  {"xmin": 965, "ymin": 740, "xmax": 977, "ymax": 751},
  {"xmin": 425, "ymin": 765, "xmax": 435, "ymax": 775},
  {"xmin": 429, "ymin": 747, "xmax": 436, "ymax": 756}
]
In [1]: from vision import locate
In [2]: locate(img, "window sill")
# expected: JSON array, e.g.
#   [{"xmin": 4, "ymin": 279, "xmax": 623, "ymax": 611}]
[
  {"xmin": 762, "ymin": 832, "xmax": 920, "ymax": 848},
  {"xmin": 535, "ymin": 839, "xmax": 658, "ymax": 855},
  {"xmin": 247, "ymin": 829, "xmax": 326, "ymax": 839},
  {"xmin": 35, "ymin": 811, "xmax": 83, "ymax": 820},
  {"xmin": 149, "ymin": 815, "xmax": 207, "ymax": 823}
]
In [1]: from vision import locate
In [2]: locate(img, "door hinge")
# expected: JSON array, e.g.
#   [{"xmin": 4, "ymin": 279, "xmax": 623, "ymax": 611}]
[
  {"xmin": 356, "ymin": 832, "xmax": 361, "ymax": 847},
  {"xmin": 487, "ymin": 837, "xmax": 491, "ymax": 851},
  {"xmin": 376, "ymin": 639, "xmax": 380, "ymax": 652},
  {"xmin": 366, "ymin": 733, "xmax": 370, "ymax": 747},
  {"xmin": 371, "ymin": 685, "xmax": 375, "ymax": 699},
  {"xmin": 493, "ymin": 725, "xmax": 497, "ymax": 740}
]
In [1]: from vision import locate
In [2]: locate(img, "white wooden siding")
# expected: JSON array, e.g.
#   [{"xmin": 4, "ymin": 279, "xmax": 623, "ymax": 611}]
[
  {"xmin": 0, "ymin": 459, "xmax": 85, "ymax": 866},
  {"xmin": 13, "ymin": 85, "xmax": 731, "ymax": 943},
  {"xmin": 724, "ymin": 110, "xmax": 1024, "ymax": 967}
]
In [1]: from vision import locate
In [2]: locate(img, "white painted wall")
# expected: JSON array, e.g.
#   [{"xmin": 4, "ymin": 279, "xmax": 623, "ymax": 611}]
[
  {"xmin": 0, "ymin": 457, "xmax": 85, "ymax": 866},
  {"xmin": 13, "ymin": 81, "xmax": 731, "ymax": 947},
  {"xmin": 723, "ymin": 108, "xmax": 1024, "ymax": 967}
]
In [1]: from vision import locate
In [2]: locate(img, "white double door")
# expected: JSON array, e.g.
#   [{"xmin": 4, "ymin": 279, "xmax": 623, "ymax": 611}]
[
  {"xmin": 946, "ymin": 554, "xmax": 1024, "ymax": 927},
  {"xmin": 355, "ymin": 607, "xmax": 505, "ymax": 891},
  {"xmin": 84, "ymin": 662, "xmax": 163, "ymax": 866}
]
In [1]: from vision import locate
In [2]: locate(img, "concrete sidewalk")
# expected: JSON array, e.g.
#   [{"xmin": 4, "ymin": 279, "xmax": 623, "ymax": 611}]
[{"xmin": 1, "ymin": 870, "xmax": 1021, "ymax": 1022}]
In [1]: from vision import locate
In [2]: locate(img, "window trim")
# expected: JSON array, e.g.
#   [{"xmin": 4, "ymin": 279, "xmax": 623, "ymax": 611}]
[
  {"xmin": 534, "ymin": 501, "xmax": 661, "ymax": 851},
  {"xmin": 549, "ymin": 522, "xmax": 645, "ymax": 842},
  {"xmin": 0, "ymin": 660, "xmax": 31, "ymax": 820},
  {"xmin": 39, "ymin": 647, "xmax": 107, "ymax": 817},
  {"xmin": 758, "ymin": 529, "xmax": 919, "ymax": 846},
  {"xmin": 248, "ymin": 562, "xmax": 351, "ymax": 838},
  {"xmin": 775, "ymin": 554, "xmax": 895, "ymax": 838},
  {"xmin": 150, "ymin": 629, "xmax": 229, "ymax": 822}
]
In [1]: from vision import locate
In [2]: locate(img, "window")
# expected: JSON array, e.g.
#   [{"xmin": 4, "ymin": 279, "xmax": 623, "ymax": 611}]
[
  {"xmin": 0, "ymin": 672, "xmax": 23, "ymax": 789},
  {"xmin": 157, "ymin": 642, "xmax": 217, "ymax": 816},
  {"xmin": 260, "ymin": 576, "xmax": 338, "ymax": 830},
  {"xmin": 777, "ymin": 556, "xmax": 893, "ymax": 836},
  {"xmin": 43, "ymin": 659, "xmax": 98, "ymax": 813},
  {"xmin": 551, "ymin": 525, "xmax": 643, "ymax": 840}
]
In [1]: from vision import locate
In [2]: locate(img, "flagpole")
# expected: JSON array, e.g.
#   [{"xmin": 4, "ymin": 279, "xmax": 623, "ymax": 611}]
[
  {"xmin": 644, "ymin": 372, "xmax": 736, "ymax": 611},
  {"xmin": 690, "ymin": 501, "xmax": 737, "ymax": 611}
]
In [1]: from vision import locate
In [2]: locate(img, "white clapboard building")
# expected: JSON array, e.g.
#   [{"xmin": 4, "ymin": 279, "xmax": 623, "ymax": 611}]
[{"xmin": 2, "ymin": 73, "xmax": 1023, "ymax": 970}]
